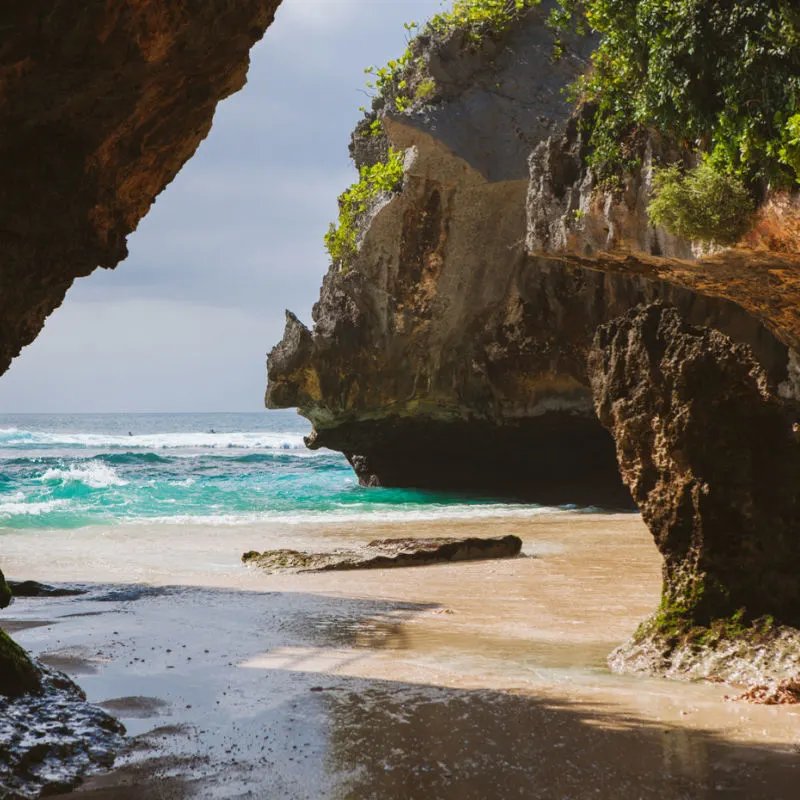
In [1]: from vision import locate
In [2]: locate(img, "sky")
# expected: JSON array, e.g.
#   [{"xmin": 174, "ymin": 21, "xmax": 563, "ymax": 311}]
[{"xmin": 0, "ymin": 0, "xmax": 444, "ymax": 413}]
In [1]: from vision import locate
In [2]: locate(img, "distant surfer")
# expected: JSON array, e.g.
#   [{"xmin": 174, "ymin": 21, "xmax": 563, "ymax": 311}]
[
  {"xmin": 209, "ymin": 429, "xmax": 216, "ymax": 434},
  {"xmin": 128, "ymin": 431, "xmax": 133, "ymax": 437}
]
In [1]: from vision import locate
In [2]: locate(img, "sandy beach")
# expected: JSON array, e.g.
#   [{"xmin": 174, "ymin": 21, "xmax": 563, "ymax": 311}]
[{"xmin": 2, "ymin": 512, "xmax": 799, "ymax": 798}]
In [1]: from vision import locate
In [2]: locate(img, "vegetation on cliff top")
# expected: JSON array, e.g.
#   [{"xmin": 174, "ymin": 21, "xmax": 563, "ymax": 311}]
[
  {"xmin": 335, "ymin": 0, "xmax": 800, "ymax": 255},
  {"xmin": 553, "ymin": 0, "xmax": 800, "ymax": 186},
  {"xmin": 364, "ymin": 0, "xmax": 538, "ymax": 112},
  {"xmin": 324, "ymin": 148, "xmax": 405, "ymax": 267},
  {"xmin": 331, "ymin": 1, "xmax": 538, "ymax": 267},
  {"xmin": 647, "ymin": 162, "xmax": 755, "ymax": 245},
  {"xmin": 550, "ymin": 1, "xmax": 800, "ymax": 244}
]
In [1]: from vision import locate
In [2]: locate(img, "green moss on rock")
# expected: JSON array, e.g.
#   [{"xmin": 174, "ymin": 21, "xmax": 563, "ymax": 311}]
[
  {"xmin": 0, "ymin": 567, "xmax": 11, "ymax": 609},
  {"xmin": 0, "ymin": 628, "xmax": 41, "ymax": 697}
]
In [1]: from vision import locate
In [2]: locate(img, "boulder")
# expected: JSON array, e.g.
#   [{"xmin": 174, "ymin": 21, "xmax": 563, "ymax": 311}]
[{"xmin": 243, "ymin": 535, "xmax": 523, "ymax": 573}]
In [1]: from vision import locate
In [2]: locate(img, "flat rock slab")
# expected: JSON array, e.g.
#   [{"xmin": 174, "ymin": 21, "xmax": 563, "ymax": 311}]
[
  {"xmin": 8, "ymin": 580, "xmax": 86, "ymax": 598},
  {"xmin": 242, "ymin": 535, "xmax": 523, "ymax": 574}
]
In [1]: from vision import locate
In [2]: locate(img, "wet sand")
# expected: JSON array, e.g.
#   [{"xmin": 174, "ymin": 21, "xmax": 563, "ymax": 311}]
[{"xmin": 2, "ymin": 513, "xmax": 799, "ymax": 798}]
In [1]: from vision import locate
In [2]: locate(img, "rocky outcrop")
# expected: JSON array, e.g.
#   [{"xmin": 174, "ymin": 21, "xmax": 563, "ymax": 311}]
[
  {"xmin": 0, "ymin": 568, "xmax": 41, "ymax": 698},
  {"xmin": 0, "ymin": 666, "xmax": 125, "ymax": 798},
  {"xmin": 0, "ymin": 567, "xmax": 11, "ymax": 609},
  {"xmin": 1, "ymin": 571, "xmax": 125, "ymax": 794},
  {"xmin": 7, "ymin": 580, "xmax": 86, "ymax": 598},
  {"xmin": 0, "ymin": 0, "xmax": 280, "ymax": 377},
  {"xmin": 266, "ymin": 3, "xmax": 797, "ymax": 506},
  {"xmin": 589, "ymin": 303, "xmax": 800, "ymax": 681},
  {"xmin": 242, "ymin": 535, "xmax": 522, "ymax": 573}
]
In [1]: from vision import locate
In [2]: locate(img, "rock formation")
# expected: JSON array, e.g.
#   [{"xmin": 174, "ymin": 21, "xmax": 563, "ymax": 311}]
[
  {"xmin": 267, "ymin": 3, "xmax": 798, "ymax": 507},
  {"xmin": 264, "ymin": 2, "xmax": 800, "ymax": 681},
  {"xmin": 589, "ymin": 303, "xmax": 800, "ymax": 680},
  {"xmin": 242, "ymin": 534, "xmax": 523, "ymax": 573},
  {"xmin": 589, "ymin": 303, "xmax": 800, "ymax": 623},
  {"xmin": 0, "ymin": 0, "xmax": 280, "ymax": 377},
  {"xmin": 0, "ymin": 567, "xmax": 40, "ymax": 697}
]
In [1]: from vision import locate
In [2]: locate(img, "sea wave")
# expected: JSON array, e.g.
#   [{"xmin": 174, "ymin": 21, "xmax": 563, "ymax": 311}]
[
  {"xmin": 132, "ymin": 503, "xmax": 578, "ymax": 527},
  {"xmin": 0, "ymin": 428, "xmax": 309, "ymax": 452},
  {"xmin": 0, "ymin": 493, "xmax": 72, "ymax": 517},
  {"xmin": 39, "ymin": 463, "xmax": 127, "ymax": 489}
]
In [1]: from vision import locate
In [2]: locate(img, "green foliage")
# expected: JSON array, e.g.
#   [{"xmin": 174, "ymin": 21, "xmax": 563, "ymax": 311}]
[
  {"xmin": 779, "ymin": 113, "xmax": 800, "ymax": 177},
  {"xmin": 647, "ymin": 161, "xmax": 755, "ymax": 245},
  {"xmin": 324, "ymin": 149, "xmax": 405, "ymax": 267},
  {"xmin": 552, "ymin": 1, "xmax": 800, "ymax": 185},
  {"xmin": 426, "ymin": 0, "xmax": 540, "ymax": 40},
  {"xmin": 415, "ymin": 79, "xmax": 437, "ymax": 102},
  {"xmin": 365, "ymin": 0, "xmax": 539, "ymax": 110}
]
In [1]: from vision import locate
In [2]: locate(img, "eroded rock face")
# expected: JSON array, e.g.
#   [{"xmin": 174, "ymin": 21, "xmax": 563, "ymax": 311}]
[
  {"xmin": 267, "ymin": 6, "xmax": 794, "ymax": 505},
  {"xmin": 0, "ymin": 0, "xmax": 280, "ymax": 376},
  {"xmin": 242, "ymin": 535, "xmax": 522, "ymax": 573},
  {"xmin": 589, "ymin": 303, "xmax": 800, "ymax": 627}
]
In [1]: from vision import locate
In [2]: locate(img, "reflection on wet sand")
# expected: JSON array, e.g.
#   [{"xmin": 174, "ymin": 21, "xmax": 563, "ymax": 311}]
[
  {"xmin": 1, "ymin": 512, "xmax": 797, "ymax": 798},
  {"xmin": 325, "ymin": 682, "xmax": 800, "ymax": 800}
]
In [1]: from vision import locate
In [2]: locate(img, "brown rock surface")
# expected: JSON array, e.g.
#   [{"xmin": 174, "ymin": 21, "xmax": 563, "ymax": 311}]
[
  {"xmin": 589, "ymin": 303, "xmax": 800, "ymax": 681},
  {"xmin": 267, "ymin": 5, "xmax": 795, "ymax": 505},
  {"xmin": 0, "ymin": 0, "xmax": 280, "ymax": 376},
  {"xmin": 589, "ymin": 302, "xmax": 800, "ymax": 627},
  {"xmin": 242, "ymin": 535, "xmax": 523, "ymax": 573}
]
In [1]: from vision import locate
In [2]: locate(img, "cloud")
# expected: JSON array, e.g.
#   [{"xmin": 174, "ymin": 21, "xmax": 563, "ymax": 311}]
[{"xmin": 0, "ymin": 299, "xmax": 282, "ymax": 413}]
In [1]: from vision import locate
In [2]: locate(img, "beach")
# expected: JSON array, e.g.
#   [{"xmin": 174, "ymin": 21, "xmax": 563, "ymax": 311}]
[{"xmin": 3, "ymin": 512, "xmax": 800, "ymax": 798}]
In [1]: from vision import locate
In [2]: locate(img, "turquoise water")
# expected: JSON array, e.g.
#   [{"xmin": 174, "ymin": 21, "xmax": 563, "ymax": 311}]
[{"xmin": 0, "ymin": 412, "xmax": 551, "ymax": 530}]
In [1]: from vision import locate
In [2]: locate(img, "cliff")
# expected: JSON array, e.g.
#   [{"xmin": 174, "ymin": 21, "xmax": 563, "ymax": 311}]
[
  {"xmin": 0, "ymin": 0, "xmax": 280, "ymax": 377},
  {"xmin": 266, "ymin": 2, "xmax": 800, "ymax": 675},
  {"xmin": 589, "ymin": 304, "xmax": 800, "ymax": 683},
  {"xmin": 267, "ymin": 3, "xmax": 799, "ymax": 506}
]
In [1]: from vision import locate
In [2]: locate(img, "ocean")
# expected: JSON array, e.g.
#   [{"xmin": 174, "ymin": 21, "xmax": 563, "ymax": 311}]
[{"xmin": 0, "ymin": 411, "xmax": 561, "ymax": 531}]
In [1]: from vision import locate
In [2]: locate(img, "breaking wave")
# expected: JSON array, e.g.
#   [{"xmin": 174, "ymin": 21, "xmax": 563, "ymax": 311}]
[{"xmin": 0, "ymin": 427, "xmax": 308, "ymax": 452}]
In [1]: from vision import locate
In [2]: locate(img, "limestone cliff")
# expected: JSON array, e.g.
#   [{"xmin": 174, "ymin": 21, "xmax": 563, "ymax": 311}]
[
  {"xmin": 589, "ymin": 304, "xmax": 800, "ymax": 683},
  {"xmin": 265, "ymin": 2, "xmax": 800, "ymax": 672},
  {"xmin": 266, "ymin": 3, "xmax": 798, "ymax": 506},
  {"xmin": 0, "ymin": 0, "xmax": 280, "ymax": 377}
]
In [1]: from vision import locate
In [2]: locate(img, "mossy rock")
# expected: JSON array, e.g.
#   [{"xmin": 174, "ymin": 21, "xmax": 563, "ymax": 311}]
[
  {"xmin": 0, "ymin": 567, "xmax": 11, "ymax": 609},
  {"xmin": 0, "ymin": 628, "xmax": 41, "ymax": 697}
]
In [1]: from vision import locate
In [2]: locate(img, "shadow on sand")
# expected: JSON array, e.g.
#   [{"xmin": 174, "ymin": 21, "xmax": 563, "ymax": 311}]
[{"xmin": 3, "ymin": 580, "xmax": 796, "ymax": 800}]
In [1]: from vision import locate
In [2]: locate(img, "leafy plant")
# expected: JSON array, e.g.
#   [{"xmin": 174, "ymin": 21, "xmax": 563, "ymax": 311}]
[
  {"xmin": 552, "ymin": 1, "xmax": 800, "ymax": 186},
  {"xmin": 647, "ymin": 161, "xmax": 755, "ymax": 245},
  {"xmin": 426, "ymin": 0, "xmax": 540, "ymax": 41},
  {"xmin": 415, "ymin": 79, "xmax": 437, "ymax": 102},
  {"xmin": 364, "ymin": 0, "xmax": 539, "ymax": 111},
  {"xmin": 324, "ymin": 149, "xmax": 406, "ymax": 267},
  {"xmin": 779, "ymin": 113, "xmax": 800, "ymax": 178}
]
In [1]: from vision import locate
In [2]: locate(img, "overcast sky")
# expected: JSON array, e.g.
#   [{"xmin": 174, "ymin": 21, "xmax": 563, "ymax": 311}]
[{"xmin": 0, "ymin": 0, "xmax": 443, "ymax": 413}]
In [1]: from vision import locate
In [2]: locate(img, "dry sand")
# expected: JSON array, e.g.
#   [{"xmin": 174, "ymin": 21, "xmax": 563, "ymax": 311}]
[{"xmin": 2, "ymin": 513, "xmax": 799, "ymax": 798}]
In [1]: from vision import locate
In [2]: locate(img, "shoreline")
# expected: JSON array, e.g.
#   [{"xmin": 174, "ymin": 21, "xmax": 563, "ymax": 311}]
[{"xmin": 3, "ymin": 513, "xmax": 800, "ymax": 797}]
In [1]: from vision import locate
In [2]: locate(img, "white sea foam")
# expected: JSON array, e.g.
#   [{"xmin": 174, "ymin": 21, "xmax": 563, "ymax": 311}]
[
  {"xmin": 39, "ymin": 463, "xmax": 127, "ymax": 488},
  {"xmin": 133, "ymin": 504, "xmax": 579, "ymax": 527},
  {"xmin": 0, "ymin": 428, "xmax": 309, "ymax": 452},
  {"xmin": 0, "ymin": 495, "xmax": 72, "ymax": 517}
]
